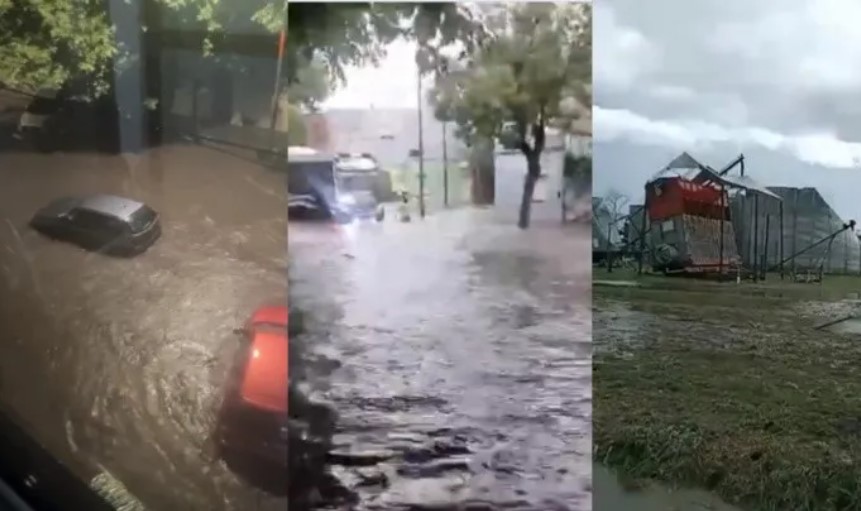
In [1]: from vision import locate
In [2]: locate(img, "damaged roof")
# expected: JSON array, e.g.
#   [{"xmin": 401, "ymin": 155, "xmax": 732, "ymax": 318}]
[{"xmin": 650, "ymin": 152, "xmax": 781, "ymax": 200}]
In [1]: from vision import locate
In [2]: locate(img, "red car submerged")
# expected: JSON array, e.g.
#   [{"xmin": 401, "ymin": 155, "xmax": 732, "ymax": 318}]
[{"xmin": 217, "ymin": 305, "xmax": 288, "ymax": 467}]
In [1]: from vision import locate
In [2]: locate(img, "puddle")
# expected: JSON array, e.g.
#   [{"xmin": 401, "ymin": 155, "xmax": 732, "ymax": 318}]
[
  {"xmin": 594, "ymin": 465, "xmax": 742, "ymax": 511},
  {"xmin": 820, "ymin": 316, "xmax": 861, "ymax": 335},
  {"xmin": 592, "ymin": 300, "xmax": 656, "ymax": 356}
]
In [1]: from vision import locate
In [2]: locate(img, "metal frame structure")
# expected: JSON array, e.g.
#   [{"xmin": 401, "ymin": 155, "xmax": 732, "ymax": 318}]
[{"xmin": 632, "ymin": 153, "xmax": 783, "ymax": 280}]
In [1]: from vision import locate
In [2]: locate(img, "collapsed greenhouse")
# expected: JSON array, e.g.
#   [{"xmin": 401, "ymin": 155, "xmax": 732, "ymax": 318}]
[
  {"xmin": 592, "ymin": 197, "xmax": 623, "ymax": 262},
  {"xmin": 733, "ymin": 187, "xmax": 861, "ymax": 274}
]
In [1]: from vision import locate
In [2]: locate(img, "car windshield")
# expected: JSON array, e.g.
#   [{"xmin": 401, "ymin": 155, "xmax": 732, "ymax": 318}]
[{"xmin": 128, "ymin": 205, "xmax": 156, "ymax": 232}]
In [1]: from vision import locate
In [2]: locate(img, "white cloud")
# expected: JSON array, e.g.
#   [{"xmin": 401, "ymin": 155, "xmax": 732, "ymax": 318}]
[
  {"xmin": 594, "ymin": 106, "xmax": 861, "ymax": 169},
  {"xmin": 593, "ymin": 3, "xmax": 658, "ymax": 92}
]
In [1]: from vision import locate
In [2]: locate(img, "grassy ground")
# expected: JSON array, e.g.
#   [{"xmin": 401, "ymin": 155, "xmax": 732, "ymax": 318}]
[{"xmin": 594, "ymin": 268, "xmax": 861, "ymax": 510}]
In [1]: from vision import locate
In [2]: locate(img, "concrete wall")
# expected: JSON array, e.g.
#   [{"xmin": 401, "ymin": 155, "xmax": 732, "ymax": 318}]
[{"xmin": 494, "ymin": 146, "xmax": 565, "ymax": 225}]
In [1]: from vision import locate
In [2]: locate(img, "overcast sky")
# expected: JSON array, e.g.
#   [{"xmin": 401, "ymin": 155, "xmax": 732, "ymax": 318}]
[
  {"xmin": 594, "ymin": 0, "xmax": 861, "ymax": 221},
  {"xmin": 323, "ymin": 39, "xmax": 423, "ymax": 110}
]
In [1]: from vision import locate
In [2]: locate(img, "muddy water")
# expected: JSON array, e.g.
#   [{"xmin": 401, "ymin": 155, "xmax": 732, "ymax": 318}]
[
  {"xmin": 0, "ymin": 146, "xmax": 286, "ymax": 510},
  {"xmin": 290, "ymin": 209, "xmax": 592, "ymax": 510},
  {"xmin": 594, "ymin": 465, "xmax": 741, "ymax": 511}
]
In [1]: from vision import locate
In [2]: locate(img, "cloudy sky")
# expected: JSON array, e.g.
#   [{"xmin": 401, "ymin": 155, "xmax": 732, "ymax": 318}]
[
  {"xmin": 323, "ymin": 39, "xmax": 424, "ymax": 110},
  {"xmin": 594, "ymin": 0, "xmax": 861, "ymax": 221}
]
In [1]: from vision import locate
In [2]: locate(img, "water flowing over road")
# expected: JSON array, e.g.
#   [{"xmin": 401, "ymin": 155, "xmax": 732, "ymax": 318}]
[
  {"xmin": 0, "ymin": 145, "xmax": 286, "ymax": 510},
  {"xmin": 289, "ymin": 209, "xmax": 592, "ymax": 510}
]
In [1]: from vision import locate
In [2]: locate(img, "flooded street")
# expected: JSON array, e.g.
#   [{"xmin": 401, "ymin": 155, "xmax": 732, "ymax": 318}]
[
  {"xmin": 290, "ymin": 209, "xmax": 591, "ymax": 510},
  {"xmin": 0, "ymin": 145, "xmax": 286, "ymax": 510}
]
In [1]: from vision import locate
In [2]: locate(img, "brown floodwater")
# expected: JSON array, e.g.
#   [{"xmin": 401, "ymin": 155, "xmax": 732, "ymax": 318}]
[{"xmin": 0, "ymin": 144, "xmax": 286, "ymax": 510}]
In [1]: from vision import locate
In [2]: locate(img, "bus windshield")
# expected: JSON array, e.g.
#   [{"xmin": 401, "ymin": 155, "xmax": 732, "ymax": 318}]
[{"xmin": 288, "ymin": 160, "xmax": 336, "ymax": 196}]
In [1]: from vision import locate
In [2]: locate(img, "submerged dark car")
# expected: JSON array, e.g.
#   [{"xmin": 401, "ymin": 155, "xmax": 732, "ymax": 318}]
[{"xmin": 30, "ymin": 194, "xmax": 161, "ymax": 256}]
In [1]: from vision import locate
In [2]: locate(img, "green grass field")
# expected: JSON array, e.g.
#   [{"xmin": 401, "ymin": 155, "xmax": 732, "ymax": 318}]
[{"xmin": 594, "ymin": 269, "xmax": 861, "ymax": 510}]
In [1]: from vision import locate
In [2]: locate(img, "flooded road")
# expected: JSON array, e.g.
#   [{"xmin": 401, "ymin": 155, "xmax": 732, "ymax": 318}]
[
  {"xmin": 289, "ymin": 209, "xmax": 591, "ymax": 510},
  {"xmin": 0, "ymin": 145, "xmax": 286, "ymax": 510}
]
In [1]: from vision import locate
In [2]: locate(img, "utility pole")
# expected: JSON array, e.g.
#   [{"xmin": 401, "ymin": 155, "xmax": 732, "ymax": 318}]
[
  {"xmin": 417, "ymin": 65, "xmax": 426, "ymax": 218},
  {"xmin": 442, "ymin": 120, "xmax": 449, "ymax": 207},
  {"xmin": 268, "ymin": 8, "xmax": 287, "ymax": 153}
]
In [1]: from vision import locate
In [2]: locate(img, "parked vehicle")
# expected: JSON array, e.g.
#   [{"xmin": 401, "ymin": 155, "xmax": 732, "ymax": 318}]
[
  {"xmin": 288, "ymin": 147, "xmax": 390, "ymax": 223},
  {"xmin": 287, "ymin": 146, "xmax": 351, "ymax": 222},
  {"xmin": 30, "ymin": 195, "xmax": 161, "ymax": 256},
  {"xmin": 217, "ymin": 305, "xmax": 288, "ymax": 468}
]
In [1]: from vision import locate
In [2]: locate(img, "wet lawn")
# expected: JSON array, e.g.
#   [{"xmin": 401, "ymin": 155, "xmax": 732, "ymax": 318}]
[{"xmin": 593, "ymin": 269, "xmax": 861, "ymax": 511}]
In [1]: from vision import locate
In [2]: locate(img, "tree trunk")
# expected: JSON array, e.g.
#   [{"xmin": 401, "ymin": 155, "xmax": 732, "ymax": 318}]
[
  {"xmin": 518, "ymin": 153, "xmax": 541, "ymax": 229},
  {"xmin": 469, "ymin": 138, "xmax": 495, "ymax": 205}
]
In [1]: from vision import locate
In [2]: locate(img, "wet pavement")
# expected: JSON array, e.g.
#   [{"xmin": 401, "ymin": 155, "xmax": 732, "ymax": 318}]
[
  {"xmin": 0, "ymin": 145, "xmax": 286, "ymax": 510},
  {"xmin": 289, "ymin": 208, "xmax": 591, "ymax": 510}
]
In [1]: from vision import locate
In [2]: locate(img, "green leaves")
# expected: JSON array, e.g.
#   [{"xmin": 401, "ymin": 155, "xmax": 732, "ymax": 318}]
[
  {"xmin": 429, "ymin": 3, "xmax": 592, "ymax": 155},
  {"xmin": 287, "ymin": 54, "xmax": 332, "ymax": 111},
  {"xmin": 286, "ymin": 3, "xmax": 484, "ymax": 85},
  {"xmin": 0, "ymin": 0, "xmax": 117, "ymax": 96},
  {"xmin": 0, "ymin": 0, "xmax": 284, "ymax": 99}
]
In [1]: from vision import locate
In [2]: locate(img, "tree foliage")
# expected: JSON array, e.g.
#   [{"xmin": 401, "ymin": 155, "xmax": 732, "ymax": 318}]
[
  {"xmin": 430, "ymin": 3, "xmax": 591, "ymax": 152},
  {"xmin": 0, "ymin": 1, "xmax": 482, "ymax": 102},
  {"xmin": 286, "ymin": 3, "xmax": 485, "ymax": 86},
  {"xmin": 286, "ymin": 54, "xmax": 331, "ymax": 111},
  {"xmin": 0, "ymin": 0, "xmax": 118, "ymax": 96},
  {"xmin": 428, "ymin": 2, "xmax": 591, "ymax": 228}
]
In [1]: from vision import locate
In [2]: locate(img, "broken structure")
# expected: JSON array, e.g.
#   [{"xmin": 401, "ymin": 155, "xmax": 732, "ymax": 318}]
[
  {"xmin": 637, "ymin": 152, "xmax": 780, "ymax": 276},
  {"xmin": 633, "ymin": 152, "xmax": 860, "ymax": 278}
]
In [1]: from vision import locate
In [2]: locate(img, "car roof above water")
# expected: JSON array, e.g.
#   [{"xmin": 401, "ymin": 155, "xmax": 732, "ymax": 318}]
[{"xmin": 77, "ymin": 194, "xmax": 146, "ymax": 220}]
